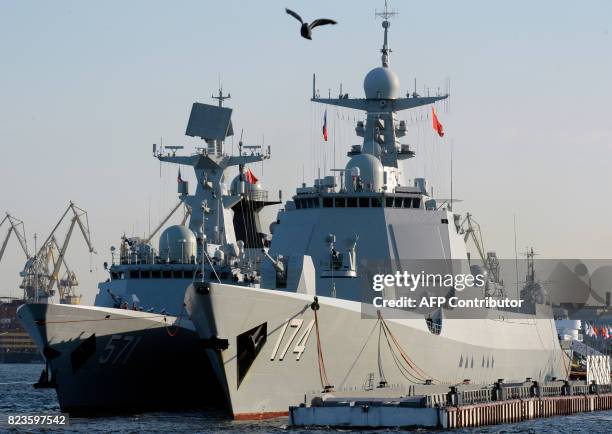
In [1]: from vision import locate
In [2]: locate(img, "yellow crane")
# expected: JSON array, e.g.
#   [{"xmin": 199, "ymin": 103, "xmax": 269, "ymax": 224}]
[{"xmin": 20, "ymin": 202, "xmax": 95, "ymax": 304}]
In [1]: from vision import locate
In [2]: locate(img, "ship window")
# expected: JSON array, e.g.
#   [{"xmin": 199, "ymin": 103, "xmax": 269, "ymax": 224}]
[
  {"xmin": 323, "ymin": 197, "xmax": 333, "ymax": 207},
  {"xmin": 152, "ymin": 270, "xmax": 161, "ymax": 279},
  {"xmin": 371, "ymin": 198, "xmax": 382, "ymax": 207},
  {"xmin": 347, "ymin": 197, "xmax": 357, "ymax": 207},
  {"xmin": 404, "ymin": 198, "xmax": 413, "ymax": 208},
  {"xmin": 413, "ymin": 198, "xmax": 421, "ymax": 209},
  {"xmin": 172, "ymin": 270, "xmax": 183, "ymax": 279},
  {"xmin": 111, "ymin": 272, "xmax": 119, "ymax": 280},
  {"xmin": 385, "ymin": 197, "xmax": 394, "ymax": 207},
  {"xmin": 162, "ymin": 270, "xmax": 172, "ymax": 279},
  {"xmin": 394, "ymin": 197, "xmax": 403, "ymax": 208},
  {"xmin": 295, "ymin": 199, "xmax": 302, "ymax": 209},
  {"xmin": 308, "ymin": 198, "xmax": 319, "ymax": 208},
  {"xmin": 184, "ymin": 270, "xmax": 194, "ymax": 279},
  {"xmin": 118, "ymin": 272, "xmax": 125, "ymax": 280},
  {"xmin": 141, "ymin": 270, "xmax": 151, "ymax": 279},
  {"xmin": 441, "ymin": 218, "xmax": 449, "ymax": 224},
  {"xmin": 129, "ymin": 270, "xmax": 139, "ymax": 279},
  {"xmin": 359, "ymin": 197, "xmax": 370, "ymax": 207},
  {"xmin": 334, "ymin": 197, "xmax": 346, "ymax": 207}
]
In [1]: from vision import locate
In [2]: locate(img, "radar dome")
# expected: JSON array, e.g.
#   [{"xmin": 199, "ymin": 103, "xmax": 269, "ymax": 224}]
[
  {"xmin": 159, "ymin": 225, "xmax": 197, "ymax": 263},
  {"xmin": 345, "ymin": 154, "xmax": 384, "ymax": 193},
  {"xmin": 364, "ymin": 67, "xmax": 400, "ymax": 99},
  {"xmin": 230, "ymin": 174, "xmax": 264, "ymax": 195}
]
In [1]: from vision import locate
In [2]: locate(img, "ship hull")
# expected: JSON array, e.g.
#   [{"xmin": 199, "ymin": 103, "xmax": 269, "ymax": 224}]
[
  {"xmin": 185, "ymin": 283, "xmax": 569, "ymax": 419},
  {"xmin": 18, "ymin": 303, "xmax": 223, "ymax": 414}
]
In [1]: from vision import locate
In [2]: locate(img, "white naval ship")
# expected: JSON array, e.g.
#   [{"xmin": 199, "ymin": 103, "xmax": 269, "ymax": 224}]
[
  {"xmin": 184, "ymin": 10, "xmax": 569, "ymax": 419},
  {"xmin": 18, "ymin": 94, "xmax": 279, "ymax": 413}
]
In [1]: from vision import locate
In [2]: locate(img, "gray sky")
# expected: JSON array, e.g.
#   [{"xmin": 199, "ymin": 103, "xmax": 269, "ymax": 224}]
[{"xmin": 1, "ymin": 0, "xmax": 611, "ymax": 303}]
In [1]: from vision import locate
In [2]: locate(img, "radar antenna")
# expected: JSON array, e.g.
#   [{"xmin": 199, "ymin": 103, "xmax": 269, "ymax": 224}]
[
  {"xmin": 212, "ymin": 87, "xmax": 231, "ymax": 107},
  {"xmin": 375, "ymin": 0, "xmax": 398, "ymax": 67}
]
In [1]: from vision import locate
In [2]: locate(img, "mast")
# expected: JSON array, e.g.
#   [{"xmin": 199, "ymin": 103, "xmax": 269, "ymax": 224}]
[
  {"xmin": 375, "ymin": 0, "xmax": 397, "ymax": 67},
  {"xmin": 311, "ymin": 1, "xmax": 448, "ymax": 173}
]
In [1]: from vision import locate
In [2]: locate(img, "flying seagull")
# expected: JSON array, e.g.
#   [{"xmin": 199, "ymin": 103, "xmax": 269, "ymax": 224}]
[{"xmin": 285, "ymin": 8, "xmax": 337, "ymax": 40}]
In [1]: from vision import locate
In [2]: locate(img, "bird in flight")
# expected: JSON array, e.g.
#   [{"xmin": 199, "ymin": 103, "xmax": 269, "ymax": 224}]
[{"xmin": 285, "ymin": 8, "xmax": 337, "ymax": 40}]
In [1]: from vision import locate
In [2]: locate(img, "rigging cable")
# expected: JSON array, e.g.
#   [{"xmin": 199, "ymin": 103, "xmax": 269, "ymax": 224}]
[{"xmin": 311, "ymin": 296, "xmax": 333, "ymax": 392}]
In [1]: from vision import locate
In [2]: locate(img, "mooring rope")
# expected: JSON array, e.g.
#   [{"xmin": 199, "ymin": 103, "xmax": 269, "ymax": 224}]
[
  {"xmin": 311, "ymin": 296, "xmax": 333, "ymax": 392},
  {"xmin": 377, "ymin": 311, "xmax": 438, "ymax": 383}
]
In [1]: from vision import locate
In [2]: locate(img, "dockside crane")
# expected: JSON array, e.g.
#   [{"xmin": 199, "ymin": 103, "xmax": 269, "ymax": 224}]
[
  {"xmin": 20, "ymin": 202, "xmax": 96, "ymax": 304},
  {"xmin": 0, "ymin": 213, "xmax": 30, "ymax": 263}
]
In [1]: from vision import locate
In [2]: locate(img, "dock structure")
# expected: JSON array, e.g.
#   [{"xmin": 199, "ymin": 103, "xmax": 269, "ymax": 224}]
[{"xmin": 290, "ymin": 382, "xmax": 612, "ymax": 429}]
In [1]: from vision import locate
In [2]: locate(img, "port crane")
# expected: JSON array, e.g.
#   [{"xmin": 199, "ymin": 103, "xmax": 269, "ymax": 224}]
[
  {"xmin": 20, "ymin": 202, "xmax": 96, "ymax": 304},
  {"xmin": 0, "ymin": 213, "xmax": 30, "ymax": 263}
]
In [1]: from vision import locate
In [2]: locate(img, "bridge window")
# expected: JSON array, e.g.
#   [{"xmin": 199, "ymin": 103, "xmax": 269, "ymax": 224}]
[
  {"xmin": 184, "ymin": 270, "xmax": 194, "ymax": 279},
  {"xmin": 404, "ymin": 198, "xmax": 413, "ymax": 208},
  {"xmin": 129, "ymin": 270, "xmax": 140, "ymax": 279},
  {"xmin": 371, "ymin": 198, "xmax": 382, "ymax": 207},
  {"xmin": 347, "ymin": 197, "xmax": 357, "ymax": 207},
  {"xmin": 413, "ymin": 198, "xmax": 421, "ymax": 209},
  {"xmin": 141, "ymin": 270, "xmax": 151, "ymax": 279},
  {"xmin": 334, "ymin": 197, "xmax": 346, "ymax": 207},
  {"xmin": 162, "ymin": 270, "xmax": 172, "ymax": 279},
  {"xmin": 394, "ymin": 197, "xmax": 403, "ymax": 207},
  {"xmin": 172, "ymin": 270, "xmax": 183, "ymax": 279},
  {"xmin": 323, "ymin": 197, "xmax": 333, "ymax": 207},
  {"xmin": 308, "ymin": 198, "xmax": 319, "ymax": 208},
  {"xmin": 152, "ymin": 270, "xmax": 161, "ymax": 279},
  {"xmin": 386, "ymin": 197, "xmax": 394, "ymax": 207},
  {"xmin": 359, "ymin": 197, "xmax": 370, "ymax": 207},
  {"xmin": 295, "ymin": 199, "xmax": 302, "ymax": 209}
]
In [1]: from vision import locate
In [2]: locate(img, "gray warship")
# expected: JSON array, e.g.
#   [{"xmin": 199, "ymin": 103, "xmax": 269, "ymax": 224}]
[
  {"xmin": 184, "ymin": 8, "xmax": 569, "ymax": 419},
  {"xmin": 18, "ymin": 93, "xmax": 279, "ymax": 413}
]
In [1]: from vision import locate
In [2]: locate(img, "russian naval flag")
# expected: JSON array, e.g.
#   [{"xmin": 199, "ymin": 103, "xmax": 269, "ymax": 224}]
[{"xmin": 322, "ymin": 109, "xmax": 328, "ymax": 141}]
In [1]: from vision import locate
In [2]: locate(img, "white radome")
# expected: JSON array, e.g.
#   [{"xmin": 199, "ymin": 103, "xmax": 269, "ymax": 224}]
[{"xmin": 363, "ymin": 66, "xmax": 400, "ymax": 99}]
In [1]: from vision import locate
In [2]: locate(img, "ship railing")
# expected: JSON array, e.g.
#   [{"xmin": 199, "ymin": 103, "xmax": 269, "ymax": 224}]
[
  {"xmin": 541, "ymin": 385, "xmax": 564, "ymax": 397},
  {"xmin": 596, "ymin": 384, "xmax": 612, "ymax": 394},
  {"xmin": 504, "ymin": 385, "xmax": 532, "ymax": 399},
  {"xmin": 461, "ymin": 389, "xmax": 492, "ymax": 405},
  {"xmin": 245, "ymin": 190, "xmax": 268, "ymax": 202},
  {"xmin": 572, "ymin": 384, "xmax": 590, "ymax": 395},
  {"xmin": 424, "ymin": 393, "xmax": 448, "ymax": 407}
]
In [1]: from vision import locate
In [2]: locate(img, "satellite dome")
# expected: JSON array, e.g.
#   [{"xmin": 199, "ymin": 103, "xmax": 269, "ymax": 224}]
[
  {"xmin": 345, "ymin": 154, "xmax": 384, "ymax": 193},
  {"xmin": 159, "ymin": 225, "xmax": 197, "ymax": 263},
  {"xmin": 363, "ymin": 66, "xmax": 400, "ymax": 99}
]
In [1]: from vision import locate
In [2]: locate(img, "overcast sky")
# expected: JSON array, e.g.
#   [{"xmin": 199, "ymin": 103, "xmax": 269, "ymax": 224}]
[{"xmin": 1, "ymin": 0, "xmax": 611, "ymax": 302}]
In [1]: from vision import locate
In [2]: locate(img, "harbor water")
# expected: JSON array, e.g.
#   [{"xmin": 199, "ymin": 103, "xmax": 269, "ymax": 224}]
[{"xmin": 0, "ymin": 364, "xmax": 610, "ymax": 433}]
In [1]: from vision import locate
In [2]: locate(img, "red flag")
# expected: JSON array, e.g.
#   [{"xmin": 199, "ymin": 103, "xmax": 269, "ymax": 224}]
[
  {"xmin": 245, "ymin": 168, "xmax": 258, "ymax": 184},
  {"xmin": 177, "ymin": 169, "xmax": 183, "ymax": 183},
  {"xmin": 322, "ymin": 109, "xmax": 328, "ymax": 142},
  {"xmin": 432, "ymin": 106, "xmax": 444, "ymax": 137}
]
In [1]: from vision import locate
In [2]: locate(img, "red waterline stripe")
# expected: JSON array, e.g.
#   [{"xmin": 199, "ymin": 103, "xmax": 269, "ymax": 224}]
[{"xmin": 233, "ymin": 411, "xmax": 289, "ymax": 420}]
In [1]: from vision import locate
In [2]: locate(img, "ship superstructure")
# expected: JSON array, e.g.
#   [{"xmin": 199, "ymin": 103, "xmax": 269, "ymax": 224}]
[
  {"xmin": 185, "ymin": 7, "xmax": 569, "ymax": 419},
  {"xmin": 18, "ymin": 94, "xmax": 278, "ymax": 413}
]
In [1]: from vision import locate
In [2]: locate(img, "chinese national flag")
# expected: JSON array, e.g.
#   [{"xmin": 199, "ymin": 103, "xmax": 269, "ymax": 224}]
[
  {"xmin": 245, "ymin": 168, "xmax": 258, "ymax": 184},
  {"xmin": 432, "ymin": 106, "xmax": 445, "ymax": 137}
]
